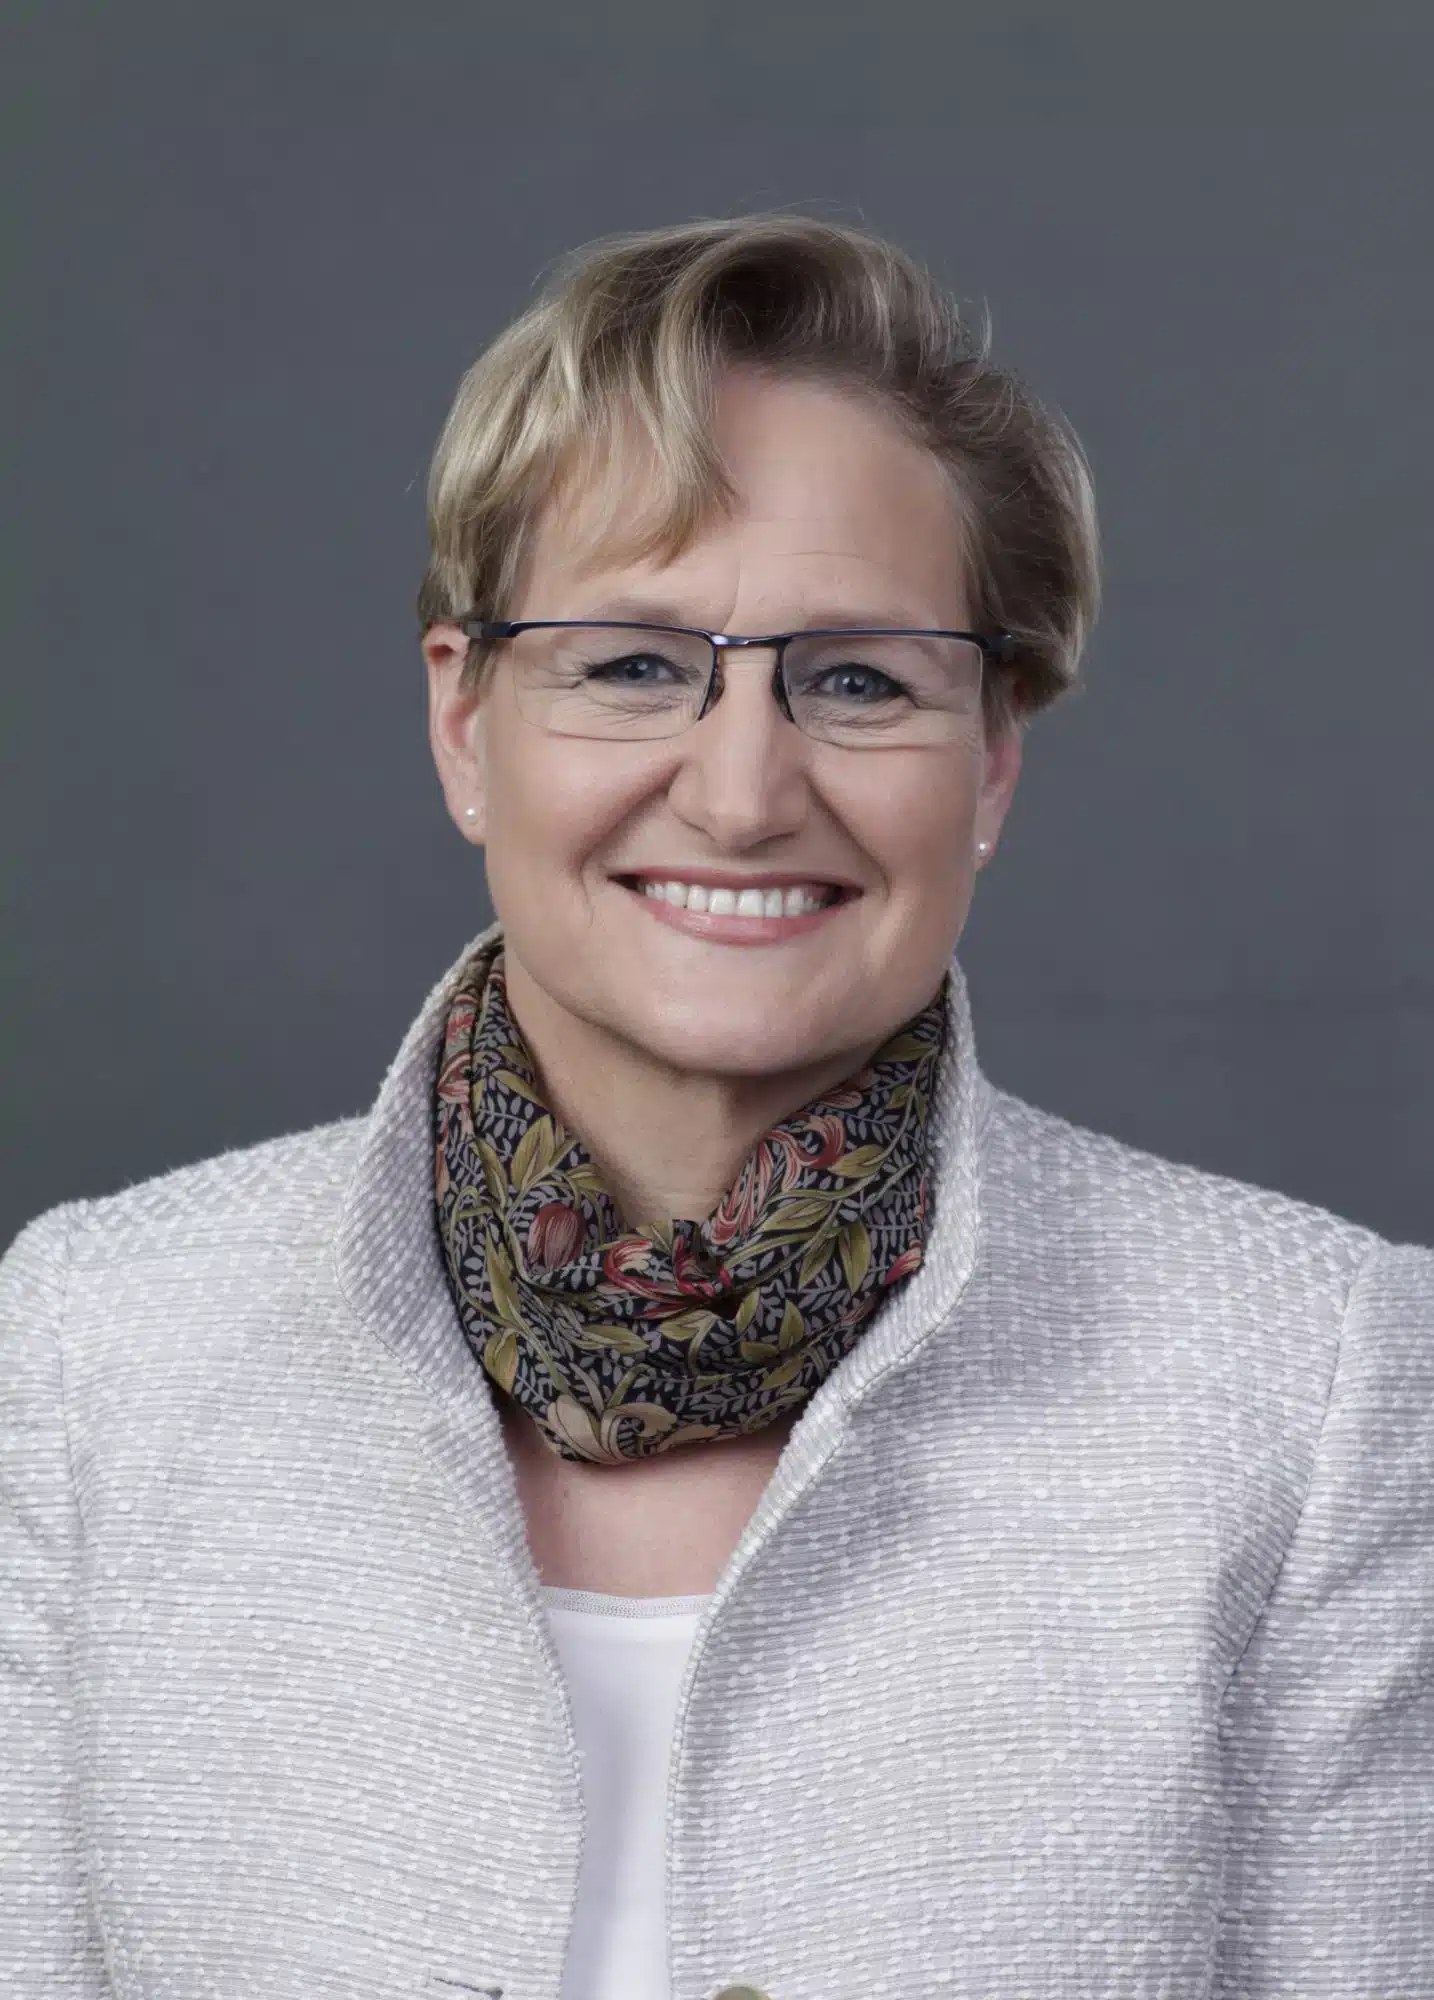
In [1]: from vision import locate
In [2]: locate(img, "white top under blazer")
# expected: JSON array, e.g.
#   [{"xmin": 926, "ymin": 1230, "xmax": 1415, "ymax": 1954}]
[{"xmin": 543, "ymin": 1588, "xmax": 709, "ymax": 1999}]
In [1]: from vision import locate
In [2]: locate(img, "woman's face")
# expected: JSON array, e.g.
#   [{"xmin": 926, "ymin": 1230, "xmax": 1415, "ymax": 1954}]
[{"xmin": 423, "ymin": 367, "xmax": 1021, "ymax": 1083}]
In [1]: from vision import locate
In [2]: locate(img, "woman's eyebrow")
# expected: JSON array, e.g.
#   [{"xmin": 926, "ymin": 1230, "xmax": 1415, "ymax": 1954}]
[{"xmin": 574, "ymin": 596, "xmax": 701, "ymax": 626}]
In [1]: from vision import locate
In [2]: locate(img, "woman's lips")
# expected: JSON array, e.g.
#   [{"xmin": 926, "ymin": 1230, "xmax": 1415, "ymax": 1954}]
[{"xmin": 617, "ymin": 878, "xmax": 856, "ymax": 946}]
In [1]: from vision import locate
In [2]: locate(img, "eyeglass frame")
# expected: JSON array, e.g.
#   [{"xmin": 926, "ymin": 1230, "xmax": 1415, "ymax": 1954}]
[{"xmin": 460, "ymin": 617, "xmax": 1018, "ymax": 733}]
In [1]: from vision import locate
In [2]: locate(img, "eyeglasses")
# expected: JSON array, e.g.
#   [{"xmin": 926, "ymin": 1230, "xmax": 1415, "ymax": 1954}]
[{"xmin": 461, "ymin": 618, "xmax": 1016, "ymax": 748}]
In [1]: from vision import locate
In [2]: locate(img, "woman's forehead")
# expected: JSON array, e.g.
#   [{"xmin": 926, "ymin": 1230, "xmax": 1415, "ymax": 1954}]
[{"xmin": 527, "ymin": 401, "xmax": 967, "ymax": 610}]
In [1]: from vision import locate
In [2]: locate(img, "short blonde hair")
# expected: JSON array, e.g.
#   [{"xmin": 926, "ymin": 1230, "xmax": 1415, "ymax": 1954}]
[{"xmin": 417, "ymin": 213, "xmax": 1100, "ymax": 738}]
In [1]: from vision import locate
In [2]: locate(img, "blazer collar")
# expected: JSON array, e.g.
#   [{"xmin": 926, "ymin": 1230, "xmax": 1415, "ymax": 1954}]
[{"xmin": 333, "ymin": 919, "xmax": 993, "ymax": 1433}]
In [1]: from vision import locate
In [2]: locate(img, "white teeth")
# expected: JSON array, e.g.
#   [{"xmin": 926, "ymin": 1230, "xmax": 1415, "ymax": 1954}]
[{"xmin": 638, "ymin": 879, "xmax": 836, "ymax": 917}]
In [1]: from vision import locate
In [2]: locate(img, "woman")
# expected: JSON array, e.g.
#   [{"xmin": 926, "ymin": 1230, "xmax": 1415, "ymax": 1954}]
[{"xmin": 2, "ymin": 215, "xmax": 1431, "ymax": 2000}]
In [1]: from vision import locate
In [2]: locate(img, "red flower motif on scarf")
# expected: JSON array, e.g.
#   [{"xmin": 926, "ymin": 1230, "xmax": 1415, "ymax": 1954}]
[
  {"xmin": 600, "ymin": 1235, "xmax": 673, "ymax": 1300},
  {"xmin": 670, "ymin": 1230, "xmax": 735, "ymax": 1297},
  {"xmin": 528, "ymin": 1201, "xmax": 586, "ymax": 1270},
  {"xmin": 796, "ymin": 1113, "xmax": 848, "ymax": 1172},
  {"xmin": 708, "ymin": 1141, "xmax": 776, "ymax": 1245},
  {"xmin": 882, "ymin": 1241, "xmax": 924, "ymax": 1286},
  {"xmin": 435, "ymin": 1010, "xmax": 478, "ymax": 1109}
]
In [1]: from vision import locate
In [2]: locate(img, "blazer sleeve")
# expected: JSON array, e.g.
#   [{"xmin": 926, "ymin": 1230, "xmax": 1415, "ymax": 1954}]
[
  {"xmin": 1213, "ymin": 1236, "xmax": 1434, "ymax": 1996},
  {"xmin": 0, "ymin": 1207, "xmax": 111, "ymax": 1996}
]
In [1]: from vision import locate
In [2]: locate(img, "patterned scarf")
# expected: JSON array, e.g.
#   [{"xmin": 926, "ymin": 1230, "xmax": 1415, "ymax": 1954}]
[{"xmin": 434, "ymin": 934, "xmax": 946, "ymax": 1464}]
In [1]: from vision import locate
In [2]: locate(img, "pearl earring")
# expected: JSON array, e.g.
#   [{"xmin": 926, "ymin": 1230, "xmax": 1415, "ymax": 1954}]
[
  {"xmin": 463, "ymin": 807, "xmax": 478, "ymax": 821},
  {"xmin": 977, "ymin": 840, "xmax": 991, "ymax": 857}
]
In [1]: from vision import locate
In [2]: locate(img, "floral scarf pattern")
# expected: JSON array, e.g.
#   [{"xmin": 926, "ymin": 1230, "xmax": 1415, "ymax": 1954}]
[{"xmin": 434, "ymin": 935, "xmax": 946, "ymax": 1464}]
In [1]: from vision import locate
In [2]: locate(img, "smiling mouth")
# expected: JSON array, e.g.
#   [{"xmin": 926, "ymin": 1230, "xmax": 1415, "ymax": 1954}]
[{"xmin": 614, "ymin": 876, "xmax": 853, "ymax": 917}]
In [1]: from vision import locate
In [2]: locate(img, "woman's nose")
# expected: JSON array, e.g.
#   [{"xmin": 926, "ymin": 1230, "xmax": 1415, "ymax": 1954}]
[{"xmin": 665, "ymin": 648, "xmax": 812, "ymax": 840}]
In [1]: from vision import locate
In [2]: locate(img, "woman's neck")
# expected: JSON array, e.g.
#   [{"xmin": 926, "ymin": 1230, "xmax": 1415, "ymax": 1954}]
[{"xmin": 501, "ymin": 952, "xmax": 879, "ymax": 1230}]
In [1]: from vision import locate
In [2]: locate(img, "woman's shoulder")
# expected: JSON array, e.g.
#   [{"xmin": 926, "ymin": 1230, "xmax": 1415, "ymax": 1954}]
[
  {"xmin": 3, "ymin": 1112, "xmax": 371, "ymax": 1292},
  {"xmin": 980, "ymin": 1080, "xmax": 1428, "ymax": 1300}
]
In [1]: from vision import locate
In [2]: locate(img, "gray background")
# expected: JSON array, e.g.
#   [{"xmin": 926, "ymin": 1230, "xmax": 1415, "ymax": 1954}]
[{"xmin": 5, "ymin": 3, "xmax": 1431, "ymax": 1251}]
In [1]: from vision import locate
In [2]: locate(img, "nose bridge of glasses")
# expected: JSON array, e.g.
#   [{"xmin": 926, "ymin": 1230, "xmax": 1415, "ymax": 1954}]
[{"xmin": 709, "ymin": 632, "xmax": 786, "ymax": 664}]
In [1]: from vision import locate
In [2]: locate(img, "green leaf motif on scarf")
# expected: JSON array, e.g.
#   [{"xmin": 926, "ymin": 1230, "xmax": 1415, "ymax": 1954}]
[
  {"xmin": 571, "ymin": 1321, "xmax": 650, "ymax": 1356},
  {"xmin": 874, "ymin": 1030, "xmax": 933, "ymax": 1064},
  {"xmin": 487, "ymin": 1241, "xmax": 523, "ymax": 1326},
  {"xmin": 838, "ymin": 1218, "xmax": 872, "ymax": 1292},
  {"xmin": 494, "ymin": 1067, "xmax": 546, "ymax": 1108},
  {"xmin": 760, "ymin": 1348, "xmax": 810, "ymax": 1391},
  {"xmin": 484, "ymin": 1328, "xmax": 520, "ymax": 1393},
  {"xmin": 734, "ymin": 1288, "xmax": 762, "ymax": 1332},
  {"xmin": 798, "ymin": 1227, "xmax": 837, "ymax": 1287},
  {"xmin": 661, "ymin": 1306, "xmax": 721, "ymax": 1355},
  {"xmin": 512, "ymin": 1113, "xmax": 560, "ymax": 1195},
  {"xmin": 474, "ymin": 1136, "xmax": 507, "ymax": 1206},
  {"xmin": 777, "ymin": 1299, "xmax": 807, "ymax": 1350},
  {"xmin": 833, "ymin": 1143, "xmax": 888, "ymax": 1179},
  {"xmin": 770, "ymin": 1193, "xmax": 837, "ymax": 1232}
]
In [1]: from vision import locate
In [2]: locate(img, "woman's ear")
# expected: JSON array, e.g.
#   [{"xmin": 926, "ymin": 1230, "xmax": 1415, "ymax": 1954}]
[
  {"xmin": 975, "ymin": 714, "xmax": 1023, "ymax": 856},
  {"xmin": 423, "ymin": 624, "xmax": 489, "ymax": 842}
]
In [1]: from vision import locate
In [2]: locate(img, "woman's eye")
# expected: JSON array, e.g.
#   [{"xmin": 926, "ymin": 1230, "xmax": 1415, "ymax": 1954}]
[
  {"xmin": 588, "ymin": 652, "xmax": 677, "ymax": 681},
  {"xmin": 814, "ymin": 663, "xmax": 902, "ymax": 701}
]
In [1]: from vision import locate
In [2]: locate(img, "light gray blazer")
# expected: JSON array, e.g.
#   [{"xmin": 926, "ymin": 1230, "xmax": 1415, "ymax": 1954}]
[{"xmin": 3, "ymin": 919, "xmax": 1433, "ymax": 2000}]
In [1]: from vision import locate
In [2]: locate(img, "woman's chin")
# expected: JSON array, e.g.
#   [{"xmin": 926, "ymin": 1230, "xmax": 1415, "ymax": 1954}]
[{"xmin": 618, "ymin": 1007, "xmax": 854, "ymax": 1084}]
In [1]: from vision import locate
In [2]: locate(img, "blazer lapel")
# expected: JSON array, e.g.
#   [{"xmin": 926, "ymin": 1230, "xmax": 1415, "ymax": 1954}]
[{"xmin": 330, "ymin": 917, "xmax": 533, "ymax": 1569}]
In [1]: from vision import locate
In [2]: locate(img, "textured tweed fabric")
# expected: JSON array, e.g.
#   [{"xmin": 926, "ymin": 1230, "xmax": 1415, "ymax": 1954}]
[
  {"xmin": 434, "ymin": 933, "xmax": 945, "ymax": 1463},
  {"xmin": 3, "ymin": 916, "xmax": 1433, "ymax": 2000}
]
